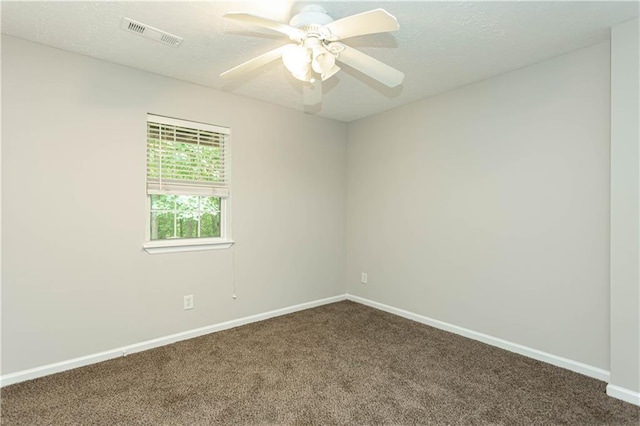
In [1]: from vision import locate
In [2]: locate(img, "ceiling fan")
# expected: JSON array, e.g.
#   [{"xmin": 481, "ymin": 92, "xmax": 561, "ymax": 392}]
[{"xmin": 220, "ymin": 5, "xmax": 404, "ymax": 108}]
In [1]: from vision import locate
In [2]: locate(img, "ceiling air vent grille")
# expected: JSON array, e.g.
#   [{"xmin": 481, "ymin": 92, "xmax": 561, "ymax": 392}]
[
  {"xmin": 120, "ymin": 18, "xmax": 183, "ymax": 47},
  {"xmin": 127, "ymin": 21, "xmax": 146, "ymax": 34}
]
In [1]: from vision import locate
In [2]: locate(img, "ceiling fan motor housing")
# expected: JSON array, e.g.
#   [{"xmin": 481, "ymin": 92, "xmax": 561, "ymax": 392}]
[{"xmin": 289, "ymin": 5, "xmax": 334, "ymax": 29}]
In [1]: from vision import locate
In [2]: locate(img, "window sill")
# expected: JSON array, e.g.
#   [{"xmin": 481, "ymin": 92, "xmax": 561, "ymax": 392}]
[{"xmin": 143, "ymin": 238, "xmax": 234, "ymax": 254}]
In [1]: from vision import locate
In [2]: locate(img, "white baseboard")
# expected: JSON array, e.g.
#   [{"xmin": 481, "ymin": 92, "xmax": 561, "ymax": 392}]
[
  {"xmin": 346, "ymin": 294, "xmax": 611, "ymax": 382},
  {"xmin": 0, "ymin": 294, "xmax": 346, "ymax": 387},
  {"xmin": 1, "ymin": 293, "xmax": 621, "ymax": 398},
  {"xmin": 607, "ymin": 384, "xmax": 640, "ymax": 406}
]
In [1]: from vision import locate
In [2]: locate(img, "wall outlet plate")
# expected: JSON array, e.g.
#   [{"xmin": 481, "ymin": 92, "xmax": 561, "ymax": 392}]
[
  {"xmin": 184, "ymin": 295, "xmax": 194, "ymax": 310},
  {"xmin": 361, "ymin": 272, "xmax": 368, "ymax": 284}
]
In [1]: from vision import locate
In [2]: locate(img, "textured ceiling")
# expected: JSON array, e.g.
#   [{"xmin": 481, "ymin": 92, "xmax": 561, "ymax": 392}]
[{"xmin": 2, "ymin": 1, "xmax": 638, "ymax": 122}]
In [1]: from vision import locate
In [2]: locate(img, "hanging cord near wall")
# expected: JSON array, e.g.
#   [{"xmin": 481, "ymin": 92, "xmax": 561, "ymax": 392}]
[{"xmin": 231, "ymin": 243, "xmax": 237, "ymax": 300}]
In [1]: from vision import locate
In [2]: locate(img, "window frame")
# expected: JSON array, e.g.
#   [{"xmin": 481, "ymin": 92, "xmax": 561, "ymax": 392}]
[{"xmin": 143, "ymin": 114, "xmax": 233, "ymax": 254}]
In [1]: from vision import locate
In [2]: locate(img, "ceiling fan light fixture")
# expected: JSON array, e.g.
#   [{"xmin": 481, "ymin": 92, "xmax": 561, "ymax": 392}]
[
  {"xmin": 312, "ymin": 49, "xmax": 335, "ymax": 74},
  {"xmin": 292, "ymin": 69, "xmax": 313, "ymax": 82},
  {"xmin": 282, "ymin": 44, "xmax": 312, "ymax": 80}
]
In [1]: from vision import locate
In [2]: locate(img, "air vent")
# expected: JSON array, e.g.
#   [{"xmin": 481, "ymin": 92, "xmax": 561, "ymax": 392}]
[{"xmin": 120, "ymin": 18, "xmax": 183, "ymax": 47}]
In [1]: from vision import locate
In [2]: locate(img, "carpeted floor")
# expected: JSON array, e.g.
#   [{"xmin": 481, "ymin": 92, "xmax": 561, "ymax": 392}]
[{"xmin": 1, "ymin": 301, "xmax": 639, "ymax": 425}]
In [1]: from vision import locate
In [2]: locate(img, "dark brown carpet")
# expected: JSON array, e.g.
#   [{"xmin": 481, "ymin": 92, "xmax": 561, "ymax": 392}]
[{"xmin": 2, "ymin": 301, "xmax": 639, "ymax": 425}]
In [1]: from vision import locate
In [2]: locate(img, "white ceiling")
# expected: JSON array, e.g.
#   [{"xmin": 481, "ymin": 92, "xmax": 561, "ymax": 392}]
[{"xmin": 2, "ymin": 1, "xmax": 638, "ymax": 122}]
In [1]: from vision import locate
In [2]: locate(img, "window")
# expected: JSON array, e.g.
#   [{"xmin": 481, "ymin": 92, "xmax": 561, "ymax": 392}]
[{"xmin": 143, "ymin": 114, "xmax": 232, "ymax": 253}]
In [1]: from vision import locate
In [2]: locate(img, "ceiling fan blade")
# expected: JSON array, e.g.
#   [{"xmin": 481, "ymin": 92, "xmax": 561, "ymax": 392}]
[
  {"xmin": 224, "ymin": 12, "xmax": 305, "ymax": 41},
  {"xmin": 220, "ymin": 45, "xmax": 290, "ymax": 80},
  {"xmin": 325, "ymin": 9, "xmax": 399, "ymax": 40},
  {"xmin": 303, "ymin": 79, "xmax": 322, "ymax": 107},
  {"xmin": 321, "ymin": 65, "xmax": 340, "ymax": 81},
  {"xmin": 334, "ymin": 44, "xmax": 404, "ymax": 88}
]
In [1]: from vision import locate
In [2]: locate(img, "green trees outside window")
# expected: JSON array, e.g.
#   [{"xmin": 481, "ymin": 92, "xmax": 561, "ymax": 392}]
[{"xmin": 150, "ymin": 195, "xmax": 221, "ymax": 240}]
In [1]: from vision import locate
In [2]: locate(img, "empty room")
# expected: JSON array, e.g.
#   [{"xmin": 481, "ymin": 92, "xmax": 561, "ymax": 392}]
[{"xmin": 1, "ymin": 1, "xmax": 639, "ymax": 424}]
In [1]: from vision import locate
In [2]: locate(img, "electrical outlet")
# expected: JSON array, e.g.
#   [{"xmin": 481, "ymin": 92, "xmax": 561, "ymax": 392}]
[
  {"xmin": 361, "ymin": 272, "xmax": 368, "ymax": 284},
  {"xmin": 184, "ymin": 295, "xmax": 194, "ymax": 310}
]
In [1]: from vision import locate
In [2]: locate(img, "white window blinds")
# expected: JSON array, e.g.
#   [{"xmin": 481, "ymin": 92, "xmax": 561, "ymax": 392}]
[{"xmin": 146, "ymin": 114, "xmax": 230, "ymax": 197}]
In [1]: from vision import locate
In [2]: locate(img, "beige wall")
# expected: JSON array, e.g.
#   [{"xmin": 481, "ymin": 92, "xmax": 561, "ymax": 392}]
[
  {"xmin": 1, "ymin": 35, "xmax": 347, "ymax": 374},
  {"xmin": 3, "ymin": 31, "xmax": 637, "ymax": 393},
  {"xmin": 610, "ymin": 18, "xmax": 640, "ymax": 394},
  {"xmin": 346, "ymin": 42, "xmax": 612, "ymax": 369}
]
